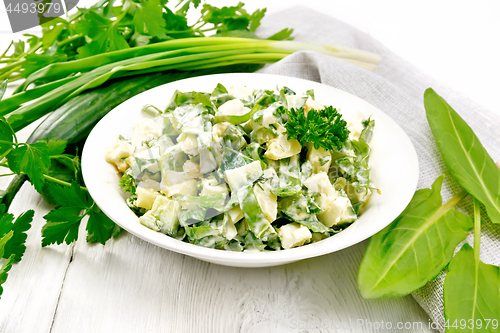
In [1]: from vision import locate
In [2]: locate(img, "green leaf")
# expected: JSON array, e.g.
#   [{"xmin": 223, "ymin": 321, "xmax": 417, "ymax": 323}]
[
  {"xmin": 46, "ymin": 181, "xmax": 90, "ymax": 209},
  {"xmin": 76, "ymin": 11, "xmax": 130, "ymax": 58},
  {"xmin": 163, "ymin": 8, "xmax": 195, "ymax": 38},
  {"xmin": 41, "ymin": 20, "xmax": 67, "ymax": 50},
  {"xmin": 23, "ymin": 34, "xmax": 40, "ymax": 49},
  {"xmin": 0, "ymin": 253, "xmax": 15, "ymax": 299},
  {"xmin": 41, "ymin": 155, "xmax": 81, "ymax": 205},
  {"xmin": 444, "ymin": 243, "xmax": 500, "ymax": 332},
  {"xmin": 0, "ymin": 213, "xmax": 14, "ymax": 238},
  {"xmin": 7, "ymin": 142, "xmax": 50, "ymax": 193},
  {"xmin": 131, "ymin": 0, "xmax": 167, "ymax": 39},
  {"xmin": 0, "ymin": 231, "xmax": 15, "ymax": 298},
  {"xmin": 357, "ymin": 176, "xmax": 474, "ymax": 299},
  {"xmin": 266, "ymin": 28, "xmax": 294, "ymax": 41},
  {"xmin": 175, "ymin": 0, "xmax": 201, "ymax": 15},
  {"xmin": 11, "ymin": 41, "xmax": 25, "ymax": 58},
  {"xmin": 0, "ymin": 230, "xmax": 14, "ymax": 258},
  {"xmin": 0, "ymin": 117, "xmax": 15, "ymax": 156},
  {"xmin": 221, "ymin": 17, "xmax": 250, "ymax": 32},
  {"xmin": 2, "ymin": 210, "xmax": 34, "ymax": 262},
  {"xmin": 86, "ymin": 207, "xmax": 116, "ymax": 245},
  {"xmin": 200, "ymin": 2, "xmax": 256, "ymax": 33},
  {"xmin": 425, "ymin": 88, "xmax": 500, "ymax": 224},
  {"xmin": 249, "ymin": 8, "xmax": 266, "ymax": 31},
  {"xmin": 42, "ymin": 206, "xmax": 83, "ymax": 246},
  {"xmin": 112, "ymin": 224, "xmax": 123, "ymax": 238},
  {"xmin": 43, "ymin": 138, "xmax": 67, "ymax": 156}
]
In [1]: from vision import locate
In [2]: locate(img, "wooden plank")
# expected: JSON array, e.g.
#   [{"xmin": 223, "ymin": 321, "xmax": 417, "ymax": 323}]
[
  {"xmin": 0, "ymin": 185, "xmax": 74, "ymax": 333},
  {"xmin": 49, "ymin": 233, "xmax": 436, "ymax": 333}
]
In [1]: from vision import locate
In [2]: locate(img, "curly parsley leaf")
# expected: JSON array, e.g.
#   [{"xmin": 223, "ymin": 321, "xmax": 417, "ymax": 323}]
[
  {"xmin": 285, "ymin": 106, "xmax": 350, "ymax": 151},
  {"xmin": 1, "ymin": 210, "xmax": 34, "ymax": 262}
]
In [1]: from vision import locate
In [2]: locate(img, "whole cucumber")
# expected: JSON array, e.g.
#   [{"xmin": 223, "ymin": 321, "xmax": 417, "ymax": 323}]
[{"xmin": 29, "ymin": 72, "xmax": 167, "ymax": 144}]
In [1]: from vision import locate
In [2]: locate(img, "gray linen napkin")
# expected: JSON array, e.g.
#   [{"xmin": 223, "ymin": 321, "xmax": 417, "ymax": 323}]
[{"xmin": 257, "ymin": 6, "xmax": 500, "ymax": 332}]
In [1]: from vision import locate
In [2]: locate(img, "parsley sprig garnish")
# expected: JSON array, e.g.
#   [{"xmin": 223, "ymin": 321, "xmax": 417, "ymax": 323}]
[{"xmin": 284, "ymin": 106, "xmax": 350, "ymax": 151}]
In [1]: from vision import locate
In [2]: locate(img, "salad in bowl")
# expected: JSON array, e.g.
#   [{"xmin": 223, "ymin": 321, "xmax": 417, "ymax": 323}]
[{"xmin": 104, "ymin": 83, "xmax": 376, "ymax": 252}]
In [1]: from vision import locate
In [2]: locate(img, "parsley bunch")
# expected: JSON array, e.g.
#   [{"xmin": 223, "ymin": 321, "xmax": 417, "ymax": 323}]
[
  {"xmin": 0, "ymin": 0, "xmax": 286, "ymax": 83},
  {"xmin": 0, "ymin": 115, "xmax": 120, "ymax": 248},
  {"xmin": 0, "ymin": 78, "xmax": 120, "ymax": 298},
  {"xmin": 285, "ymin": 106, "xmax": 350, "ymax": 151}
]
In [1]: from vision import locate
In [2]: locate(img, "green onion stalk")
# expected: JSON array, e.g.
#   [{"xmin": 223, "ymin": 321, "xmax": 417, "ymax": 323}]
[{"xmin": 2, "ymin": 37, "xmax": 381, "ymax": 132}]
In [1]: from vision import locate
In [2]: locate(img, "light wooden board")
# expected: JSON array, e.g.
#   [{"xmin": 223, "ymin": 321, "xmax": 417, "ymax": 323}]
[{"xmin": 1, "ymin": 186, "xmax": 436, "ymax": 333}]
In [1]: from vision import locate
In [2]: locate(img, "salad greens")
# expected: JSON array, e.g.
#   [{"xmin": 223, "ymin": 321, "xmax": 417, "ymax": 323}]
[
  {"xmin": 358, "ymin": 88, "xmax": 500, "ymax": 332},
  {"xmin": 106, "ymin": 84, "xmax": 376, "ymax": 250}
]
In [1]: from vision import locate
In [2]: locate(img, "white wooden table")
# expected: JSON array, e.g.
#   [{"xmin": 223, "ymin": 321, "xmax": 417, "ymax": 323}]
[{"xmin": 1, "ymin": 1, "xmax": 497, "ymax": 332}]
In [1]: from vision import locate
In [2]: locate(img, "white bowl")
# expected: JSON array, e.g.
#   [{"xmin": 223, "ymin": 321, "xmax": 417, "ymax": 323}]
[{"xmin": 82, "ymin": 73, "xmax": 419, "ymax": 267}]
